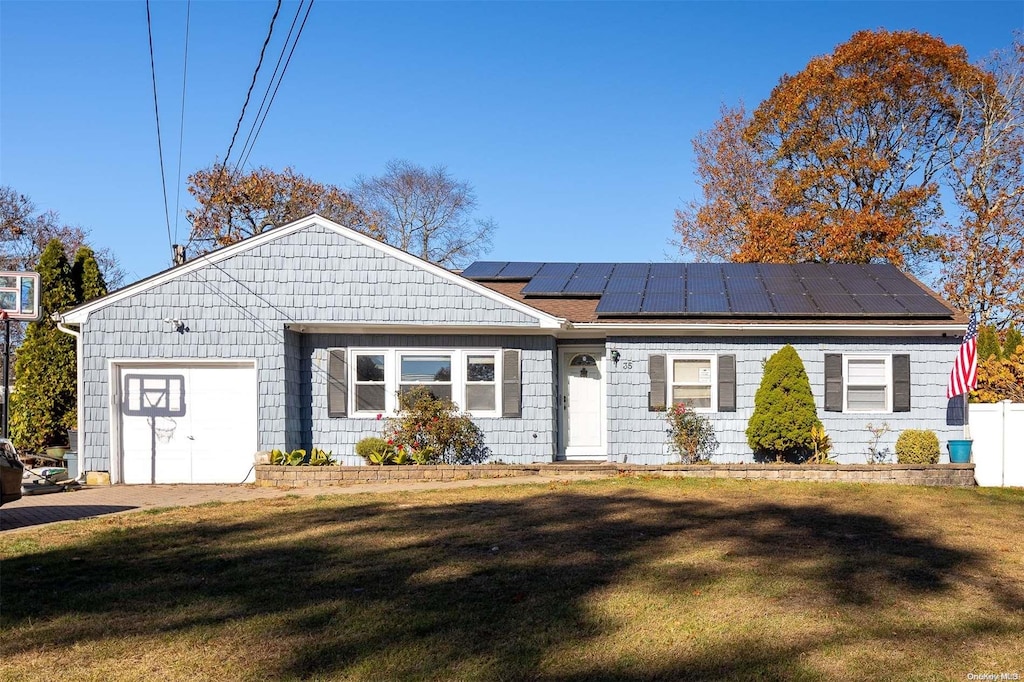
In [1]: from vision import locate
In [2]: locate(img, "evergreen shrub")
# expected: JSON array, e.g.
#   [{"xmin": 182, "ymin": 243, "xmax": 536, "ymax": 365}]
[
  {"xmin": 895, "ymin": 430, "xmax": 940, "ymax": 464},
  {"xmin": 746, "ymin": 344, "xmax": 822, "ymax": 462}
]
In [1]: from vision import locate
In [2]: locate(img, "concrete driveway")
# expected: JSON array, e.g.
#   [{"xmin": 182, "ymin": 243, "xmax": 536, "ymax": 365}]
[{"xmin": 0, "ymin": 474, "xmax": 598, "ymax": 532}]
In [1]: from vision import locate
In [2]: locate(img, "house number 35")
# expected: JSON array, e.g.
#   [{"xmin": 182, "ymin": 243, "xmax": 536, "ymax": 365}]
[{"xmin": 619, "ymin": 361, "xmax": 634, "ymax": 370}]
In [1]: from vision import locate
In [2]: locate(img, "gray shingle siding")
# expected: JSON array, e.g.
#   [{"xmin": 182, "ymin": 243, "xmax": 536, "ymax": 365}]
[
  {"xmin": 605, "ymin": 336, "xmax": 962, "ymax": 464},
  {"xmin": 79, "ymin": 223, "xmax": 548, "ymax": 474},
  {"xmin": 300, "ymin": 334, "xmax": 557, "ymax": 465}
]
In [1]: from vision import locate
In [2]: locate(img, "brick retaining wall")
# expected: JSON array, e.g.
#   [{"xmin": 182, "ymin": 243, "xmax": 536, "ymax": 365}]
[{"xmin": 255, "ymin": 463, "xmax": 975, "ymax": 488}]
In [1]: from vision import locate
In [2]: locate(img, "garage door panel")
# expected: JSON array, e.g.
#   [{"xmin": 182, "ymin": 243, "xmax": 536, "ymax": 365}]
[{"xmin": 119, "ymin": 363, "xmax": 257, "ymax": 484}]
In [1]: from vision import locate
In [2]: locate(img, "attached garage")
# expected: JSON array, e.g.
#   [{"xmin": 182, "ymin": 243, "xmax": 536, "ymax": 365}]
[{"xmin": 115, "ymin": 362, "xmax": 257, "ymax": 484}]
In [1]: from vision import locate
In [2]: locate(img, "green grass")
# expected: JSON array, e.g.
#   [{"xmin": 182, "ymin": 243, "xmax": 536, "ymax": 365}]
[{"xmin": 1, "ymin": 478, "xmax": 1022, "ymax": 681}]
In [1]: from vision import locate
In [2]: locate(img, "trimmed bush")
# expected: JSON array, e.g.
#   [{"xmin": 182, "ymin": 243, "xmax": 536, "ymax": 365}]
[
  {"xmin": 746, "ymin": 345, "xmax": 823, "ymax": 462},
  {"xmin": 896, "ymin": 430, "xmax": 940, "ymax": 464},
  {"xmin": 355, "ymin": 437, "xmax": 393, "ymax": 462}
]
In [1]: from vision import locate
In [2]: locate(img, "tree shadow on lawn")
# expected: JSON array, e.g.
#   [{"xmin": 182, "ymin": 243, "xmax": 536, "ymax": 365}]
[{"xmin": 1, "ymin": 485, "xmax": 1019, "ymax": 680}]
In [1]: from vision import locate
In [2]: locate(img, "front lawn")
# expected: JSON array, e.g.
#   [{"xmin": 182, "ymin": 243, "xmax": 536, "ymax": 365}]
[{"xmin": 1, "ymin": 479, "xmax": 1022, "ymax": 681}]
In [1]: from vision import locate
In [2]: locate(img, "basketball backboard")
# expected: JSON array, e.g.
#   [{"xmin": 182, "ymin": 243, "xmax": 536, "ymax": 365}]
[{"xmin": 0, "ymin": 272, "xmax": 41, "ymax": 322}]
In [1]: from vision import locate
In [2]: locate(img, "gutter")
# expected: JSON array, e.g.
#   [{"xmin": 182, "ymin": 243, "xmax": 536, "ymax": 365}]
[{"xmin": 54, "ymin": 314, "xmax": 85, "ymax": 479}]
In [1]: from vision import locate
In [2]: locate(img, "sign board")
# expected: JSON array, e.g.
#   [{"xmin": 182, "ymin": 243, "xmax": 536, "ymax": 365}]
[{"xmin": 0, "ymin": 272, "xmax": 41, "ymax": 322}]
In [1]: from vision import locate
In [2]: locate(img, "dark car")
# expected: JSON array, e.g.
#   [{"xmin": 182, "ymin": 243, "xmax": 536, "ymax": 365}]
[{"xmin": 0, "ymin": 438, "xmax": 24, "ymax": 506}]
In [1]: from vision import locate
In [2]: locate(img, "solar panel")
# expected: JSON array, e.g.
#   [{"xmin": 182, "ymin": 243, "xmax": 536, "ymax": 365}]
[
  {"xmin": 688, "ymin": 272, "xmax": 726, "ymax": 293},
  {"xmin": 854, "ymin": 295, "xmax": 908, "ymax": 315},
  {"xmin": 800, "ymin": 277, "xmax": 848, "ymax": 295},
  {"xmin": 725, "ymin": 278, "xmax": 767, "ymax": 294},
  {"xmin": 896, "ymin": 295, "xmax": 952, "ymax": 315},
  {"xmin": 686, "ymin": 263, "xmax": 722, "ymax": 277},
  {"xmin": 574, "ymin": 263, "xmax": 615, "ymax": 279},
  {"xmin": 611, "ymin": 263, "xmax": 650, "ymax": 278},
  {"xmin": 772, "ymin": 293, "xmax": 818, "ymax": 314},
  {"xmin": 496, "ymin": 262, "xmax": 543, "ymax": 279},
  {"xmin": 863, "ymin": 263, "xmax": 903, "ymax": 280},
  {"xmin": 649, "ymin": 263, "xmax": 686, "ymax": 277},
  {"xmin": 826, "ymin": 263, "xmax": 869, "ymax": 278},
  {"xmin": 522, "ymin": 276, "xmax": 571, "ymax": 295},
  {"xmin": 721, "ymin": 263, "xmax": 762, "ymax": 278},
  {"xmin": 461, "ymin": 261, "xmax": 507, "ymax": 279},
  {"xmin": 875, "ymin": 276, "xmax": 926, "ymax": 296},
  {"xmin": 810, "ymin": 294, "xmax": 864, "ymax": 315},
  {"xmin": 562, "ymin": 277, "xmax": 609, "ymax": 295},
  {"xmin": 687, "ymin": 292, "xmax": 730, "ymax": 313},
  {"xmin": 760, "ymin": 277, "xmax": 805, "ymax": 294},
  {"xmin": 605, "ymin": 277, "xmax": 646, "ymax": 293},
  {"xmin": 535, "ymin": 262, "xmax": 579, "ymax": 278},
  {"xmin": 729, "ymin": 292, "xmax": 774, "ymax": 313},
  {"xmin": 641, "ymin": 292, "xmax": 686, "ymax": 314},
  {"xmin": 841, "ymin": 277, "xmax": 886, "ymax": 295},
  {"xmin": 596, "ymin": 292, "xmax": 643, "ymax": 315},
  {"xmin": 647, "ymin": 278, "xmax": 685, "ymax": 293},
  {"xmin": 757, "ymin": 264, "xmax": 797, "ymax": 279}
]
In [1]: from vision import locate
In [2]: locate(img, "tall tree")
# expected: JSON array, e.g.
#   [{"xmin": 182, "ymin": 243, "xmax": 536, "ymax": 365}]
[
  {"xmin": 354, "ymin": 160, "xmax": 496, "ymax": 267},
  {"xmin": 676, "ymin": 30, "xmax": 990, "ymax": 270},
  {"xmin": 942, "ymin": 36, "xmax": 1024, "ymax": 327},
  {"xmin": 9, "ymin": 240, "xmax": 79, "ymax": 451},
  {"xmin": 186, "ymin": 164, "xmax": 372, "ymax": 253},
  {"xmin": 673, "ymin": 104, "xmax": 780, "ymax": 261},
  {"xmin": 72, "ymin": 245, "xmax": 108, "ymax": 303}
]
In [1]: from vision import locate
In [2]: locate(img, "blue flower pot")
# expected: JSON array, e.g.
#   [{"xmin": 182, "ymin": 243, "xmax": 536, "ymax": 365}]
[{"xmin": 947, "ymin": 440, "xmax": 972, "ymax": 464}]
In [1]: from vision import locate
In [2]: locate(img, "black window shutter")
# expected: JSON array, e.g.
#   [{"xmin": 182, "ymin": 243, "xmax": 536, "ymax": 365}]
[
  {"xmin": 327, "ymin": 349, "xmax": 348, "ymax": 418},
  {"xmin": 718, "ymin": 354, "xmax": 737, "ymax": 412},
  {"xmin": 649, "ymin": 354, "xmax": 666, "ymax": 411},
  {"xmin": 824, "ymin": 354, "xmax": 843, "ymax": 412},
  {"xmin": 893, "ymin": 354, "xmax": 911, "ymax": 412},
  {"xmin": 946, "ymin": 395, "xmax": 966, "ymax": 426},
  {"xmin": 502, "ymin": 349, "xmax": 522, "ymax": 418}
]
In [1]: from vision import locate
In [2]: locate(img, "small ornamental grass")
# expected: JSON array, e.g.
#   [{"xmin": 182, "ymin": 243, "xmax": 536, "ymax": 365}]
[{"xmin": 665, "ymin": 402, "xmax": 719, "ymax": 464}]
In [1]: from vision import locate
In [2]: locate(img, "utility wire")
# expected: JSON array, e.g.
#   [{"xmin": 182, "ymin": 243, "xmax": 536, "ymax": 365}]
[
  {"xmin": 146, "ymin": 0, "xmax": 174, "ymax": 255},
  {"xmin": 172, "ymin": 0, "xmax": 192, "ymax": 246},
  {"xmin": 222, "ymin": 0, "xmax": 283, "ymax": 169},
  {"xmin": 237, "ymin": 0, "xmax": 314, "ymax": 173},
  {"xmin": 233, "ymin": 0, "xmax": 308, "ymax": 176}
]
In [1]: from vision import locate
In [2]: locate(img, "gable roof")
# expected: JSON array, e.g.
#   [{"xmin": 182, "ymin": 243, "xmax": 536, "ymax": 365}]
[
  {"xmin": 463, "ymin": 261, "xmax": 962, "ymax": 324},
  {"xmin": 60, "ymin": 215, "xmax": 565, "ymax": 328}
]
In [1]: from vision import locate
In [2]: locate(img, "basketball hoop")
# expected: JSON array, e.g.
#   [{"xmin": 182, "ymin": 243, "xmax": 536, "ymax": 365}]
[{"xmin": 153, "ymin": 417, "xmax": 178, "ymax": 444}]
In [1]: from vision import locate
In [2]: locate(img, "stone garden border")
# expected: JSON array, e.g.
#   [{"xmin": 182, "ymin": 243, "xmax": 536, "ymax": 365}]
[{"xmin": 255, "ymin": 463, "xmax": 975, "ymax": 488}]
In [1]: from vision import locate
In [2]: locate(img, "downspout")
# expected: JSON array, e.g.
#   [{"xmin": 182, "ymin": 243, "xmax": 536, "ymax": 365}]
[{"xmin": 55, "ymin": 316, "xmax": 85, "ymax": 481}]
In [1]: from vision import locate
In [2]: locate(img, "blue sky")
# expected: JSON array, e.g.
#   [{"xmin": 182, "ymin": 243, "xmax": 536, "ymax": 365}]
[{"xmin": 1, "ymin": 1, "xmax": 1021, "ymax": 283}]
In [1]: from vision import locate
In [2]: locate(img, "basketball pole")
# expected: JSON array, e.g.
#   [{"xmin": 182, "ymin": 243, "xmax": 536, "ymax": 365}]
[{"xmin": 2, "ymin": 312, "xmax": 9, "ymax": 440}]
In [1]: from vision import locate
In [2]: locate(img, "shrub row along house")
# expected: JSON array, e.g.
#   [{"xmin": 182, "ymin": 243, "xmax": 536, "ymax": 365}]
[{"xmin": 57, "ymin": 215, "xmax": 967, "ymax": 484}]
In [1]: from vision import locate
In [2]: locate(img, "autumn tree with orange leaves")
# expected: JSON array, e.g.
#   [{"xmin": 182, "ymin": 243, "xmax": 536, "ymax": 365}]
[
  {"xmin": 941, "ymin": 37, "xmax": 1024, "ymax": 327},
  {"xmin": 675, "ymin": 29, "xmax": 991, "ymax": 270},
  {"xmin": 186, "ymin": 165, "xmax": 372, "ymax": 253}
]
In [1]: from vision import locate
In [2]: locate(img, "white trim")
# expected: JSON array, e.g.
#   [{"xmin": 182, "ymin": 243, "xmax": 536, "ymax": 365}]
[
  {"xmin": 667, "ymin": 353, "xmax": 718, "ymax": 413},
  {"xmin": 559, "ymin": 345, "xmax": 607, "ymax": 459},
  {"xmin": 569, "ymin": 323, "xmax": 963, "ymax": 337},
  {"xmin": 287, "ymin": 323, "xmax": 559, "ymax": 336},
  {"xmin": 108, "ymin": 358, "xmax": 259, "ymax": 484},
  {"xmin": 842, "ymin": 354, "xmax": 893, "ymax": 413},
  {"xmin": 61, "ymin": 214, "xmax": 566, "ymax": 329}
]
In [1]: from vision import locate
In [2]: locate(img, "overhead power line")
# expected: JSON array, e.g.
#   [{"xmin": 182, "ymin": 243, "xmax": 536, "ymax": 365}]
[
  {"xmin": 172, "ymin": 0, "xmax": 192, "ymax": 246},
  {"xmin": 222, "ymin": 0, "xmax": 283, "ymax": 169},
  {"xmin": 145, "ymin": 0, "xmax": 174, "ymax": 255},
  {"xmin": 233, "ymin": 0, "xmax": 311, "ymax": 176}
]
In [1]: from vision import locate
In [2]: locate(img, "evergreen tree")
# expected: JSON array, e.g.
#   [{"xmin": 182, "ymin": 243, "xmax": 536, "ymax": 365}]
[
  {"xmin": 1003, "ymin": 326, "xmax": 1023, "ymax": 358},
  {"xmin": 977, "ymin": 325, "xmax": 1002, "ymax": 361},
  {"xmin": 9, "ymin": 239, "xmax": 78, "ymax": 452},
  {"xmin": 72, "ymin": 245, "xmax": 108, "ymax": 302},
  {"xmin": 746, "ymin": 345, "xmax": 823, "ymax": 462}
]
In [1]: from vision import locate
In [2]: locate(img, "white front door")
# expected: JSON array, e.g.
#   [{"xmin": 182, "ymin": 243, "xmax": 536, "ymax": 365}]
[
  {"xmin": 118, "ymin": 363, "xmax": 258, "ymax": 484},
  {"xmin": 560, "ymin": 348, "xmax": 606, "ymax": 459}
]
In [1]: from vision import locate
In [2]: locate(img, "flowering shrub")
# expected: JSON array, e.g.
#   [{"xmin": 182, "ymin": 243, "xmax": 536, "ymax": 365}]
[
  {"xmin": 382, "ymin": 386, "xmax": 489, "ymax": 465},
  {"xmin": 665, "ymin": 402, "xmax": 719, "ymax": 464}
]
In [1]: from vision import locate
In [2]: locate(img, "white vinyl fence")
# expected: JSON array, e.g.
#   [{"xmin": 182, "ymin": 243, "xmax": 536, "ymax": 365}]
[{"xmin": 969, "ymin": 401, "xmax": 1024, "ymax": 487}]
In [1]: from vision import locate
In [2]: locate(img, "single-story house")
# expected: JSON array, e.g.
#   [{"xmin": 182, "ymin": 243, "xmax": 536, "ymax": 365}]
[{"xmin": 58, "ymin": 215, "xmax": 968, "ymax": 484}]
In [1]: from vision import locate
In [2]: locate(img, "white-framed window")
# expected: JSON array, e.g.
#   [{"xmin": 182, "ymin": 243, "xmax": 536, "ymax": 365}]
[
  {"xmin": 668, "ymin": 354, "xmax": 717, "ymax": 412},
  {"xmin": 347, "ymin": 348, "xmax": 501, "ymax": 417},
  {"xmin": 844, "ymin": 355, "xmax": 892, "ymax": 413}
]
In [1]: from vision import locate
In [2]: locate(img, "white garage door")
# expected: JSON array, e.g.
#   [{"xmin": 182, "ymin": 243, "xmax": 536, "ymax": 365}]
[{"xmin": 119, "ymin": 363, "xmax": 258, "ymax": 484}]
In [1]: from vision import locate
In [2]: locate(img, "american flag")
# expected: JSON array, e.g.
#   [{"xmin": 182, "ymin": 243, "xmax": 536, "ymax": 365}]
[{"xmin": 947, "ymin": 312, "xmax": 978, "ymax": 399}]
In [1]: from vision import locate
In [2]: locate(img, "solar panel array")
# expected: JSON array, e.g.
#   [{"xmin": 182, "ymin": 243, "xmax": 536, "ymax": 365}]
[{"xmin": 459, "ymin": 261, "xmax": 953, "ymax": 318}]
